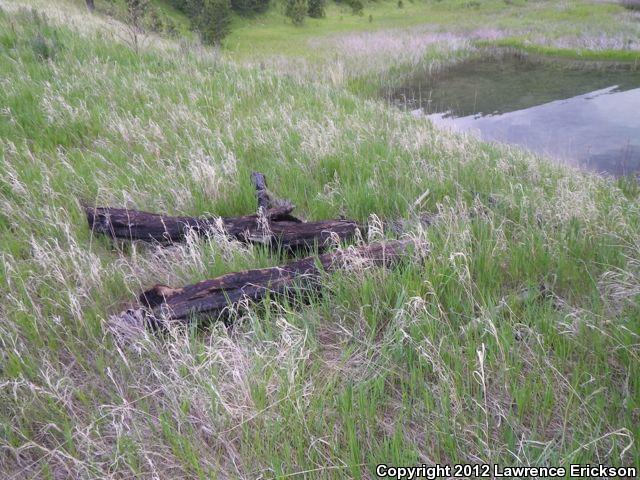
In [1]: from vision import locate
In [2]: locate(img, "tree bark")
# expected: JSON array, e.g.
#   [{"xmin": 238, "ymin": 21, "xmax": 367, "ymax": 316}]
[
  {"xmin": 86, "ymin": 171, "xmax": 361, "ymax": 250},
  {"xmin": 115, "ymin": 239, "xmax": 416, "ymax": 329},
  {"xmin": 85, "ymin": 206, "xmax": 360, "ymax": 250}
]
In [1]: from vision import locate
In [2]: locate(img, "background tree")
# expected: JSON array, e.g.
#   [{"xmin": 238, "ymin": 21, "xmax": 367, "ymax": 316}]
[
  {"xmin": 167, "ymin": 0, "xmax": 204, "ymax": 20},
  {"xmin": 198, "ymin": 0, "xmax": 232, "ymax": 45},
  {"xmin": 231, "ymin": 0, "xmax": 271, "ymax": 15},
  {"xmin": 285, "ymin": 0, "xmax": 307, "ymax": 24},
  {"xmin": 307, "ymin": 0, "xmax": 325, "ymax": 18},
  {"xmin": 123, "ymin": 0, "xmax": 150, "ymax": 53},
  {"xmin": 171, "ymin": 0, "xmax": 269, "ymax": 18},
  {"xmin": 349, "ymin": 0, "xmax": 363, "ymax": 15}
]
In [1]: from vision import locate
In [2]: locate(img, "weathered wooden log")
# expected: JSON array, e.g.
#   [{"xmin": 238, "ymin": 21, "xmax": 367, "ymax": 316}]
[
  {"xmin": 86, "ymin": 171, "xmax": 434, "ymax": 252},
  {"xmin": 252, "ymin": 171, "xmax": 271, "ymax": 210},
  {"xmin": 251, "ymin": 171, "xmax": 293, "ymax": 212},
  {"xmin": 86, "ymin": 171, "xmax": 360, "ymax": 249},
  {"xmin": 115, "ymin": 239, "xmax": 416, "ymax": 329},
  {"xmin": 86, "ymin": 206, "xmax": 360, "ymax": 249}
]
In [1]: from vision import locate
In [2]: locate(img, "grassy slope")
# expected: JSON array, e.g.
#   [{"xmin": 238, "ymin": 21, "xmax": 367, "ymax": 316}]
[
  {"xmin": 227, "ymin": 0, "xmax": 640, "ymax": 61},
  {"xmin": 1, "ymin": 1, "xmax": 640, "ymax": 478}
]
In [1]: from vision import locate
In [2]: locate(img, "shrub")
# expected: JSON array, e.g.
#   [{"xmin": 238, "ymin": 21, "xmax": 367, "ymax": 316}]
[
  {"xmin": 307, "ymin": 0, "xmax": 325, "ymax": 18},
  {"xmin": 144, "ymin": 7, "xmax": 164, "ymax": 32},
  {"xmin": 169, "ymin": 0, "xmax": 201, "ymax": 17},
  {"xmin": 199, "ymin": 0, "xmax": 232, "ymax": 44},
  {"xmin": 125, "ymin": 0, "xmax": 150, "ymax": 26},
  {"xmin": 163, "ymin": 17, "xmax": 180, "ymax": 37},
  {"xmin": 397, "ymin": 0, "xmax": 403, "ymax": 8},
  {"xmin": 349, "ymin": 0, "xmax": 363, "ymax": 15},
  {"xmin": 231, "ymin": 0, "xmax": 271, "ymax": 15},
  {"xmin": 121, "ymin": 0, "xmax": 150, "ymax": 53},
  {"xmin": 285, "ymin": 0, "xmax": 307, "ymax": 25}
]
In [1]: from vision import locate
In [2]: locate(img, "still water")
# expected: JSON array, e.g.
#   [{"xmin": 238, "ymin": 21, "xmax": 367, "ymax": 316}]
[{"xmin": 388, "ymin": 54, "xmax": 640, "ymax": 175}]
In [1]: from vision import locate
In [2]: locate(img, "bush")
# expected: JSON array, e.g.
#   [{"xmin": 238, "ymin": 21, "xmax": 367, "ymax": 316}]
[
  {"xmin": 163, "ymin": 17, "xmax": 180, "ymax": 37},
  {"xmin": 349, "ymin": 0, "xmax": 363, "ymax": 15},
  {"xmin": 231, "ymin": 0, "xmax": 270, "ymax": 15},
  {"xmin": 144, "ymin": 7, "xmax": 164, "ymax": 32},
  {"xmin": 188, "ymin": 0, "xmax": 208, "ymax": 19},
  {"xmin": 307, "ymin": 0, "xmax": 325, "ymax": 18},
  {"xmin": 167, "ymin": 0, "xmax": 232, "ymax": 43},
  {"xmin": 125, "ymin": 0, "xmax": 150, "ymax": 26},
  {"xmin": 285, "ymin": 0, "xmax": 307, "ymax": 24},
  {"xmin": 198, "ymin": 0, "xmax": 232, "ymax": 44},
  {"xmin": 174, "ymin": 0, "xmax": 269, "ymax": 16}
]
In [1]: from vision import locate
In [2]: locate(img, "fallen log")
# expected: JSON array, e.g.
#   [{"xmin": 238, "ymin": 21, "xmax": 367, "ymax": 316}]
[
  {"xmin": 86, "ymin": 171, "xmax": 361, "ymax": 249},
  {"xmin": 114, "ymin": 239, "xmax": 416, "ymax": 329},
  {"xmin": 86, "ymin": 206, "xmax": 360, "ymax": 249},
  {"xmin": 86, "ymin": 172, "xmax": 434, "ymax": 251}
]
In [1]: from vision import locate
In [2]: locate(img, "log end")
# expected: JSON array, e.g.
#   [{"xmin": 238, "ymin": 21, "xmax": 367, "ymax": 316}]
[
  {"xmin": 85, "ymin": 206, "xmax": 112, "ymax": 235},
  {"xmin": 139, "ymin": 284, "xmax": 184, "ymax": 309}
]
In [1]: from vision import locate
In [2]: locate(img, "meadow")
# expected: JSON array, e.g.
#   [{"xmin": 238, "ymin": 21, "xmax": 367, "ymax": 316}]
[{"xmin": 0, "ymin": 0, "xmax": 639, "ymax": 478}]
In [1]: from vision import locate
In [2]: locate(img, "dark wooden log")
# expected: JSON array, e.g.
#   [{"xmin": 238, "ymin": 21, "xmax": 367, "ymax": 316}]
[
  {"xmin": 86, "ymin": 172, "xmax": 434, "ymax": 250},
  {"xmin": 250, "ymin": 171, "xmax": 295, "ymax": 212},
  {"xmin": 86, "ymin": 171, "xmax": 360, "ymax": 249},
  {"xmin": 251, "ymin": 171, "xmax": 274, "ymax": 211},
  {"xmin": 86, "ymin": 206, "xmax": 359, "ymax": 249},
  {"xmin": 115, "ymin": 240, "xmax": 416, "ymax": 329}
]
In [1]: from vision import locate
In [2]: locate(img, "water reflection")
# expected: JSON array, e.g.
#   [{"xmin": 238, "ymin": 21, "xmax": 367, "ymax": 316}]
[{"xmin": 389, "ymin": 55, "xmax": 640, "ymax": 175}]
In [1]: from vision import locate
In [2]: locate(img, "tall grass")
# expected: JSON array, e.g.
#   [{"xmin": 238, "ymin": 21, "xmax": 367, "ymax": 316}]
[{"xmin": 0, "ymin": 1, "xmax": 639, "ymax": 478}]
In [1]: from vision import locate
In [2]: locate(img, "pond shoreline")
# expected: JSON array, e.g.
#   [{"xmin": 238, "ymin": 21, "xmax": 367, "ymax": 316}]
[{"xmin": 386, "ymin": 51, "xmax": 640, "ymax": 176}]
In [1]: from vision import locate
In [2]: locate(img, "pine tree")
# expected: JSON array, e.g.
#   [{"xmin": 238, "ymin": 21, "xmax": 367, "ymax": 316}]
[
  {"xmin": 285, "ymin": 0, "xmax": 307, "ymax": 25},
  {"xmin": 307, "ymin": 0, "xmax": 325, "ymax": 18},
  {"xmin": 199, "ymin": 0, "xmax": 232, "ymax": 45}
]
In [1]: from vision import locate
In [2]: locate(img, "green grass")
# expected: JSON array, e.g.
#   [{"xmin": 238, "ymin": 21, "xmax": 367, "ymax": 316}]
[
  {"xmin": 226, "ymin": 0, "xmax": 640, "ymax": 62},
  {"xmin": 0, "ymin": 0, "xmax": 639, "ymax": 478},
  {"xmin": 223, "ymin": 0, "xmax": 640, "ymax": 102},
  {"xmin": 478, "ymin": 38, "xmax": 640, "ymax": 63}
]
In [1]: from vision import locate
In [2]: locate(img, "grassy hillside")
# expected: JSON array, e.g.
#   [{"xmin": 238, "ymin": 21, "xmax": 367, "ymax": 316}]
[
  {"xmin": 226, "ymin": 0, "xmax": 640, "ymax": 98},
  {"xmin": 1, "ymin": 0, "xmax": 639, "ymax": 478},
  {"xmin": 227, "ymin": 0, "xmax": 640, "ymax": 60}
]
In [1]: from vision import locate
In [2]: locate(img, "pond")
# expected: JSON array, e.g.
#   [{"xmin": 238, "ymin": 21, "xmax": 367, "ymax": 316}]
[{"xmin": 387, "ymin": 53, "xmax": 640, "ymax": 175}]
